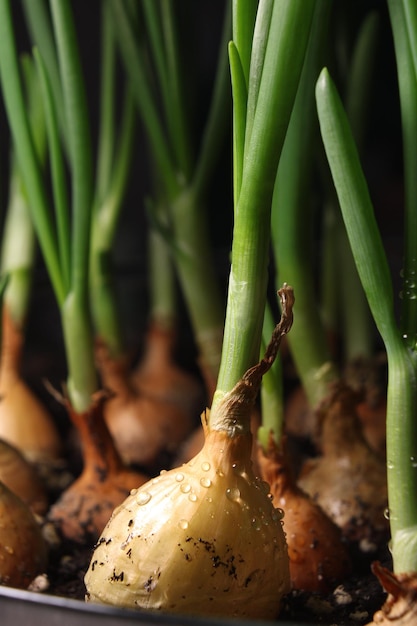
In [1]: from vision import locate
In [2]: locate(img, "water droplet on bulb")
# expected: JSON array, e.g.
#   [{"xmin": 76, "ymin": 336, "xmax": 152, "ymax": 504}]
[
  {"xmin": 179, "ymin": 519, "xmax": 189, "ymax": 530},
  {"xmin": 130, "ymin": 488, "xmax": 138, "ymax": 496},
  {"xmin": 251, "ymin": 517, "xmax": 261, "ymax": 530},
  {"xmin": 137, "ymin": 491, "xmax": 152, "ymax": 505},
  {"xmin": 384, "ymin": 507, "xmax": 390, "ymax": 520},
  {"xmin": 175, "ymin": 473, "xmax": 184, "ymax": 482},
  {"xmin": 189, "ymin": 493, "xmax": 198, "ymax": 502},
  {"xmin": 201, "ymin": 462, "xmax": 210, "ymax": 471},
  {"xmin": 387, "ymin": 459, "xmax": 395, "ymax": 469},
  {"xmin": 200, "ymin": 477, "xmax": 212, "ymax": 488},
  {"xmin": 271, "ymin": 507, "xmax": 285, "ymax": 522},
  {"xmin": 180, "ymin": 483, "xmax": 191, "ymax": 494},
  {"xmin": 226, "ymin": 487, "xmax": 241, "ymax": 502}
]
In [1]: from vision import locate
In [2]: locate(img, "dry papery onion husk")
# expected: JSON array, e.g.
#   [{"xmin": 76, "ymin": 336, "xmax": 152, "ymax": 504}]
[
  {"xmin": 47, "ymin": 392, "xmax": 148, "ymax": 544},
  {"xmin": 0, "ymin": 480, "xmax": 48, "ymax": 589},
  {"xmin": 84, "ymin": 286, "xmax": 295, "ymax": 619},
  {"xmin": 366, "ymin": 562, "xmax": 417, "ymax": 625},
  {"xmin": 257, "ymin": 433, "xmax": 352, "ymax": 593},
  {"xmin": 0, "ymin": 307, "xmax": 62, "ymax": 467},
  {"xmin": 173, "ymin": 406, "xmax": 262, "ymax": 468},
  {"xmin": 0, "ymin": 438, "xmax": 48, "ymax": 516},
  {"xmin": 298, "ymin": 381, "xmax": 389, "ymax": 553},
  {"xmin": 96, "ymin": 333, "xmax": 199, "ymax": 472}
]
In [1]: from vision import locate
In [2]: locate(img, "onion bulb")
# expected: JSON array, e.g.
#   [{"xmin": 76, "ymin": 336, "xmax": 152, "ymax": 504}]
[
  {"xmin": 47, "ymin": 393, "xmax": 148, "ymax": 543},
  {"xmin": 96, "ymin": 338, "xmax": 198, "ymax": 471},
  {"xmin": 365, "ymin": 562, "xmax": 417, "ymax": 625},
  {"xmin": 0, "ymin": 307, "xmax": 62, "ymax": 466},
  {"xmin": 298, "ymin": 382, "xmax": 389, "ymax": 551},
  {"xmin": 0, "ymin": 480, "xmax": 47, "ymax": 588},
  {"xmin": 130, "ymin": 321, "xmax": 204, "ymax": 422},
  {"xmin": 257, "ymin": 434, "xmax": 352, "ymax": 593},
  {"xmin": 0, "ymin": 438, "xmax": 48, "ymax": 516},
  {"xmin": 84, "ymin": 286, "xmax": 295, "ymax": 618}
]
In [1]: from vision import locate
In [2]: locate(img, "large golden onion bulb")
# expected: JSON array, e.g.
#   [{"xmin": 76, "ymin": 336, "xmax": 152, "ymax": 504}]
[{"xmin": 85, "ymin": 424, "xmax": 290, "ymax": 619}]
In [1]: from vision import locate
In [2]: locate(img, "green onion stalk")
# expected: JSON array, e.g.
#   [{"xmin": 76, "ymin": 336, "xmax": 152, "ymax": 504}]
[
  {"xmin": 263, "ymin": 7, "xmax": 389, "ymax": 560},
  {"xmin": 315, "ymin": 0, "xmax": 417, "ymax": 574},
  {"xmin": 84, "ymin": 1, "xmax": 315, "ymax": 617},
  {"xmin": 320, "ymin": 11, "xmax": 379, "ymax": 365},
  {"xmin": 0, "ymin": 53, "xmax": 62, "ymax": 466},
  {"xmin": 271, "ymin": 0, "xmax": 337, "ymax": 415},
  {"xmin": 211, "ymin": 0, "xmax": 317, "ymax": 419},
  {"xmin": 87, "ymin": 2, "xmax": 205, "ymax": 470},
  {"xmin": 89, "ymin": 1, "xmax": 137, "ymax": 363},
  {"xmin": 272, "ymin": 5, "xmax": 380, "ymax": 431},
  {"xmin": 131, "ymin": 189, "xmax": 205, "ymax": 407},
  {"xmin": 0, "ymin": 0, "xmax": 146, "ymax": 544},
  {"xmin": 109, "ymin": 0, "xmax": 231, "ymax": 397}
]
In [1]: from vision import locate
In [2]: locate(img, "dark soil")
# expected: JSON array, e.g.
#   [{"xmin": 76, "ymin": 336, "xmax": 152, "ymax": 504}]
[{"xmin": 30, "ymin": 535, "xmax": 389, "ymax": 625}]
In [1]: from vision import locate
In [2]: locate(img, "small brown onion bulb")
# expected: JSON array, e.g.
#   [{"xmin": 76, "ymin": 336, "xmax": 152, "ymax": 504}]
[
  {"xmin": 0, "ymin": 481, "xmax": 48, "ymax": 588},
  {"xmin": 85, "ymin": 421, "xmax": 290, "ymax": 618},
  {"xmin": 0, "ymin": 438, "xmax": 48, "ymax": 516},
  {"xmin": 0, "ymin": 307, "xmax": 62, "ymax": 466}
]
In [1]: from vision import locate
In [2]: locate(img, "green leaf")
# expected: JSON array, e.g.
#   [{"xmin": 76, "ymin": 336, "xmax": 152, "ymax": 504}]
[{"xmin": 315, "ymin": 68, "xmax": 397, "ymax": 345}]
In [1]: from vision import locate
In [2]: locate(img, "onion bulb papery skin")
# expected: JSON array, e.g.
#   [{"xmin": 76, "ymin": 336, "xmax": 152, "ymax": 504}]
[
  {"xmin": 0, "ymin": 481, "xmax": 48, "ymax": 588},
  {"xmin": 85, "ymin": 420, "xmax": 290, "ymax": 619}
]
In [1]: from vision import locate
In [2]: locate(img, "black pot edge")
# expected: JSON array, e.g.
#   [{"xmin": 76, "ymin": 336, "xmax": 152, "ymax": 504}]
[{"xmin": 0, "ymin": 586, "xmax": 313, "ymax": 626}]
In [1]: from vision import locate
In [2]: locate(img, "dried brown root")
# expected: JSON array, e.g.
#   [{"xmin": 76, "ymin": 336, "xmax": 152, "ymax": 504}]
[{"xmin": 366, "ymin": 562, "xmax": 417, "ymax": 625}]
